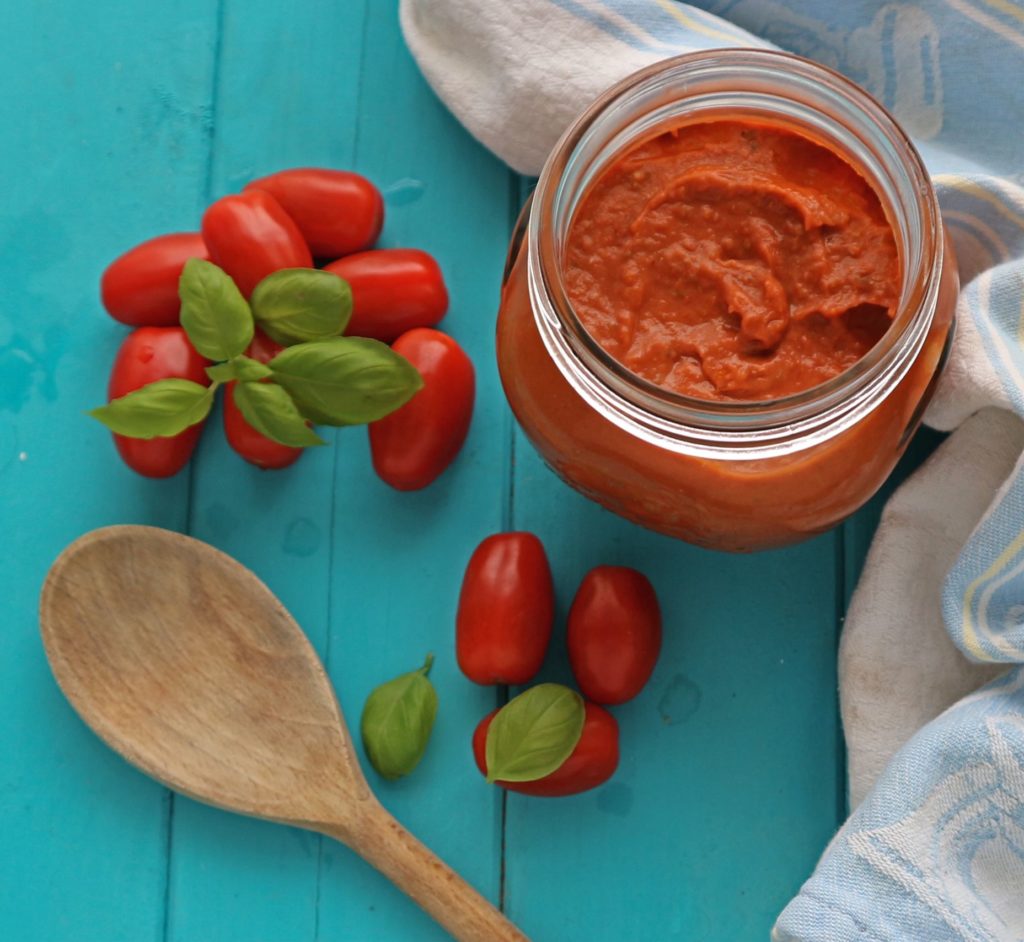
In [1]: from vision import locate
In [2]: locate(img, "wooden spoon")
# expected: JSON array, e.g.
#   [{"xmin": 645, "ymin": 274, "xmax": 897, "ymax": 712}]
[{"xmin": 39, "ymin": 525, "xmax": 527, "ymax": 942}]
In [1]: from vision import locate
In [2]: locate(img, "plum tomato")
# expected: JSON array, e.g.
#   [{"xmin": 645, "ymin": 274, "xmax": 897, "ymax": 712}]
[
  {"xmin": 245, "ymin": 168, "xmax": 383, "ymax": 258},
  {"xmin": 473, "ymin": 702, "xmax": 619, "ymax": 797},
  {"xmin": 567, "ymin": 566, "xmax": 662, "ymax": 705},
  {"xmin": 101, "ymin": 232, "xmax": 208, "ymax": 326},
  {"xmin": 201, "ymin": 190, "xmax": 312, "ymax": 297},
  {"xmin": 456, "ymin": 532, "xmax": 554, "ymax": 686},
  {"xmin": 324, "ymin": 249, "xmax": 447, "ymax": 343},
  {"xmin": 107, "ymin": 327, "xmax": 210, "ymax": 478},
  {"xmin": 368, "ymin": 328, "xmax": 473, "ymax": 490}
]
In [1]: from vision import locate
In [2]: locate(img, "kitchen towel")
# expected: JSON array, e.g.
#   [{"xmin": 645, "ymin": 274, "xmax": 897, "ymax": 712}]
[{"xmin": 401, "ymin": 1, "xmax": 1024, "ymax": 939}]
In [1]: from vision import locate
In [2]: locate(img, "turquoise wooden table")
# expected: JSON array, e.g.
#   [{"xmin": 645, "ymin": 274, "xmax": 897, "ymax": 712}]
[{"xmin": 0, "ymin": 3, "xmax": 940, "ymax": 940}]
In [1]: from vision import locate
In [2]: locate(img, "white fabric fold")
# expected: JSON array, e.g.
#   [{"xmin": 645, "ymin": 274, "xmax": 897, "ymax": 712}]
[{"xmin": 840, "ymin": 407, "xmax": 1022, "ymax": 806}]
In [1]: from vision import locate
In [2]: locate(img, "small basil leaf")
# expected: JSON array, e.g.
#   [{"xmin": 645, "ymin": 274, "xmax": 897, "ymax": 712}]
[
  {"xmin": 89, "ymin": 379, "xmax": 215, "ymax": 439},
  {"xmin": 231, "ymin": 381, "xmax": 325, "ymax": 448},
  {"xmin": 485, "ymin": 683, "xmax": 584, "ymax": 784},
  {"xmin": 251, "ymin": 268, "xmax": 352, "ymax": 345},
  {"xmin": 231, "ymin": 355, "xmax": 273, "ymax": 383},
  {"xmin": 179, "ymin": 258, "xmax": 254, "ymax": 361},
  {"xmin": 206, "ymin": 362, "xmax": 237, "ymax": 383},
  {"xmin": 360, "ymin": 654, "xmax": 438, "ymax": 781},
  {"xmin": 268, "ymin": 338, "xmax": 423, "ymax": 426}
]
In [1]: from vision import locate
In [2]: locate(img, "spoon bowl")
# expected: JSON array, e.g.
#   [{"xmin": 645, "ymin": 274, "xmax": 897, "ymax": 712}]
[{"xmin": 40, "ymin": 525, "xmax": 526, "ymax": 942}]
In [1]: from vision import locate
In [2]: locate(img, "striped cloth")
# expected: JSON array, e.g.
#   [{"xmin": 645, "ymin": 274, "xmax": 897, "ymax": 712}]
[{"xmin": 401, "ymin": 1, "xmax": 1024, "ymax": 938}]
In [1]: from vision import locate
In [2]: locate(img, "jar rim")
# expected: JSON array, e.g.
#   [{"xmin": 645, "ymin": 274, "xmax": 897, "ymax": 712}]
[{"xmin": 527, "ymin": 49, "xmax": 943, "ymax": 452}]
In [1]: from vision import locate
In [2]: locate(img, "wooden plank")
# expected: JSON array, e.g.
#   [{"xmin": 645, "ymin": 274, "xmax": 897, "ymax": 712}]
[
  {"xmin": 314, "ymin": 5, "xmax": 514, "ymax": 939},
  {"xmin": 166, "ymin": 2, "xmax": 369, "ymax": 941},
  {"xmin": 503, "ymin": 442, "xmax": 842, "ymax": 939},
  {"xmin": 0, "ymin": 2, "xmax": 218, "ymax": 939}
]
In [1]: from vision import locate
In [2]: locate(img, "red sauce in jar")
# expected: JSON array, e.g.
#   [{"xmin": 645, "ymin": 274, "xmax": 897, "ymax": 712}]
[{"xmin": 565, "ymin": 120, "xmax": 900, "ymax": 400}]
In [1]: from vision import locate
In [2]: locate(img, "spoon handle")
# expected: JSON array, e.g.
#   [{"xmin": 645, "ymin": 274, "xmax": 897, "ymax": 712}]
[{"xmin": 323, "ymin": 804, "xmax": 529, "ymax": 942}]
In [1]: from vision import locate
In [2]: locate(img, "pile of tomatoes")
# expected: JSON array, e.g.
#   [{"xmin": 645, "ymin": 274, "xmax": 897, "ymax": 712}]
[
  {"xmin": 99, "ymin": 168, "xmax": 473, "ymax": 487},
  {"xmin": 456, "ymin": 532, "xmax": 662, "ymax": 796}
]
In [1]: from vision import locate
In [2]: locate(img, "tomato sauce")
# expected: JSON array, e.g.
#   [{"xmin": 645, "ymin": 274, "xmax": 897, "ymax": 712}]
[{"xmin": 565, "ymin": 120, "xmax": 900, "ymax": 400}]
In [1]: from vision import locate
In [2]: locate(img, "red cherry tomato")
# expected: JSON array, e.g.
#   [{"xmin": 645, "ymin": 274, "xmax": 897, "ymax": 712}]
[
  {"xmin": 324, "ymin": 249, "xmax": 448, "ymax": 342},
  {"xmin": 368, "ymin": 328, "xmax": 474, "ymax": 490},
  {"xmin": 473, "ymin": 702, "xmax": 619, "ymax": 797},
  {"xmin": 107, "ymin": 327, "xmax": 211, "ymax": 478},
  {"xmin": 201, "ymin": 190, "xmax": 312, "ymax": 297},
  {"xmin": 245, "ymin": 168, "xmax": 383, "ymax": 258},
  {"xmin": 568, "ymin": 566, "xmax": 662, "ymax": 705},
  {"xmin": 456, "ymin": 532, "xmax": 554, "ymax": 685},
  {"xmin": 100, "ymin": 233, "xmax": 209, "ymax": 326},
  {"xmin": 223, "ymin": 329, "xmax": 302, "ymax": 470}
]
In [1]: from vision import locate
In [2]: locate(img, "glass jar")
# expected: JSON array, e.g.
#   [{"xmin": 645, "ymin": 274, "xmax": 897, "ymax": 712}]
[{"xmin": 497, "ymin": 49, "xmax": 957, "ymax": 552}]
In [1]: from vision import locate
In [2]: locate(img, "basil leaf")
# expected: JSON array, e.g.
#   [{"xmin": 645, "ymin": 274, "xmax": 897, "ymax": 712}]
[
  {"xmin": 206, "ymin": 362, "xmax": 237, "ymax": 383},
  {"xmin": 231, "ymin": 381, "xmax": 325, "ymax": 448},
  {"xmin": 268, "ymin": 338, "xmax": 423, "ymax": 426},
  {"xmin": 89, "ymin": 379, "xmax": 215, "ymax": 439},
  {"xmin": 360, "ymin": 654, "xmax": 438, "ymax": 781},
  {"xmin": 179, "ymin": 258, "xmax": 254, "ymax": 361},
  {"xmin": 251, "ymin": 268, "xmax": 352, "ymax": 345},
  {"xmin": 485, "ymin": 683, "xmax": 584, "ymax": 784},
  {"xmin": 231, "ymin": 356, "xmax": 273, "ymax": 383}
]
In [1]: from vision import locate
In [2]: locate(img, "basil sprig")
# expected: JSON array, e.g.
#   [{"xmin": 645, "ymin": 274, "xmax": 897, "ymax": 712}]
[
  {"xmin": 485, "ymin": 683, "xmax": 585, "ymax": 783},
  {"xmin": 360, "ymin": 654, "xmax": 438, "ymax": 781},
  {"xmin": 89, "ymin": 261, "xmax": 422, "ymax": 451}
]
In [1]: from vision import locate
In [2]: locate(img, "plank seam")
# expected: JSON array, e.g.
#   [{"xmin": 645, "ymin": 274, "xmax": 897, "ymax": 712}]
[
  {"xmin": 314, "ymin": 425, "xmax": 343, "ymax": 942},
  {"xmin": 349, "ymin": 4, "xmax": 372, "ymax": 169},
  {"xmin": 201, "ymin": 0, "xmax": 227, "ymax": 204},
  {"xmin": 315, "ymin": 4, "xmax": 370, "ymax": 939},
  {"xmin": 160, "ymin": 788, "xmax": 176, "ymax": 942},
  {"xmin": 497, "ymin": 169, "xmax": 530, "ymax": 916},
  {"xmin": 163, "ymin": 2, "xmax": 226, "ymax": 939}
]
